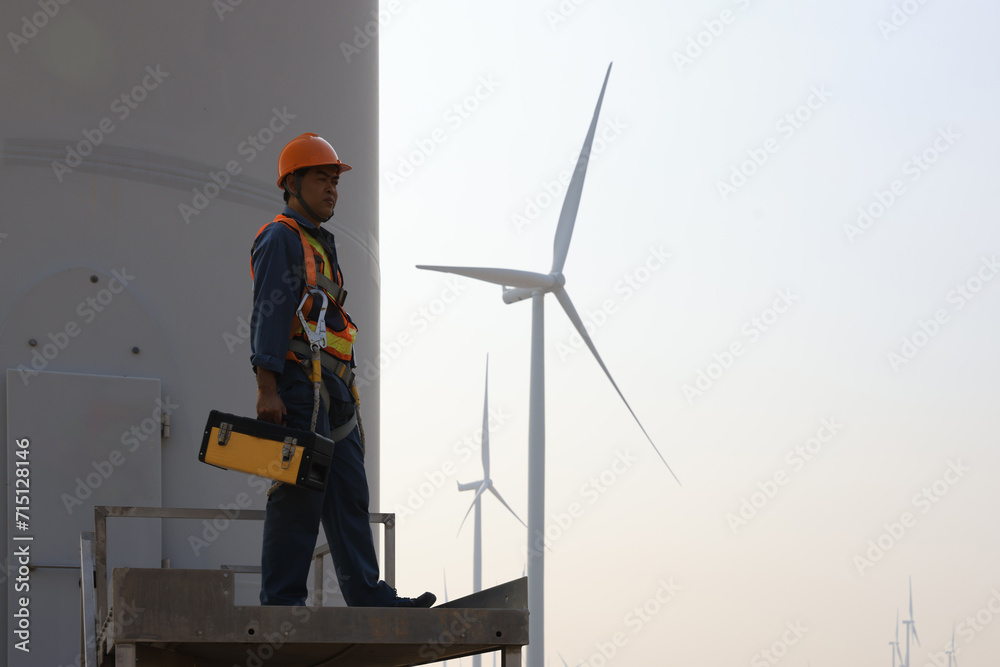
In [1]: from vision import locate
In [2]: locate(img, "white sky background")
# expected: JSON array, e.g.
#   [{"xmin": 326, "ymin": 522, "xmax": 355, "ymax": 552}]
[{"xmin": 376, "ymin": 1, "xmax": 1000, "ymax": 665}]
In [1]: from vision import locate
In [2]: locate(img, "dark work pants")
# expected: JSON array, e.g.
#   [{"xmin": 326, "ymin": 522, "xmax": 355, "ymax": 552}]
[{"xmin": 259, "ymin": 361, "xmax": 395, "ymax": 606}]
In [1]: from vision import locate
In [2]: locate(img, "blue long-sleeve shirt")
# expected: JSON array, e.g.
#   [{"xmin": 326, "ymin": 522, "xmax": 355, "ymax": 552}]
[{"xmin": 250, "ymin": 207, "xmax": 353, "ymax": 404}]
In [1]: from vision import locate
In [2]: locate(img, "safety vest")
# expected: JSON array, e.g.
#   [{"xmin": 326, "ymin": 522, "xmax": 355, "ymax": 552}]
[{"xmin": 252, "ymin": 214, "xmax": 358, "ymax": 368}]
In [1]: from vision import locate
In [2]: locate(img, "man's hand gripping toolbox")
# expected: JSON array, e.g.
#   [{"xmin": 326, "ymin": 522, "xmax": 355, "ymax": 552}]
[{"xmin": 199, "ymin": 409, "xmax": 351, "ymax": 492}]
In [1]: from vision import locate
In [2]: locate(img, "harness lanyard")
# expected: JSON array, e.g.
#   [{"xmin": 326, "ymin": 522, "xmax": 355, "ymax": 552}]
[{"xmin": 296, "ymin": 286, "xmax": 328, "ymax": 432}]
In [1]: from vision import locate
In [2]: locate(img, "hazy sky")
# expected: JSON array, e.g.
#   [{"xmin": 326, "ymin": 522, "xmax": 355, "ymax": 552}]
[{"xmin": 375, "ymin": 1, "xmax": 1000, "ymax": 665}]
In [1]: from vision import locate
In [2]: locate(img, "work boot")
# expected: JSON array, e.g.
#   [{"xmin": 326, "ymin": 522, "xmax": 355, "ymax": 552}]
[{"xmin": 389, "ymin": 591, "xmax": 436, "ymax": 608}]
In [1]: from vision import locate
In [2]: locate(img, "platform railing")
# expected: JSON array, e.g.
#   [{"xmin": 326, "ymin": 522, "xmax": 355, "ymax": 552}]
[{"xmin": 90, "ymin": 505, "xmax": 395, "ymax": 644}]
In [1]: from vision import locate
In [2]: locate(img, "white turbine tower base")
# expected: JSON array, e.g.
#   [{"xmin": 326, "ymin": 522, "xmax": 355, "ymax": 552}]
[
  {"xmin": 456, "ymin": 356, "xmax": 526, "ymax": 667},
  {"xmin": 418, "ymin": 62, "xmax": 680, "ymax": 667}
]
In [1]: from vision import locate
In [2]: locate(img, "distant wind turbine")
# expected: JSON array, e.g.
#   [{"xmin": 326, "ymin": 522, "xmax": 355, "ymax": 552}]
[
  {"xmin": 418, "ymin": 61, "xmax": 680, "ymax": 667},
  {"xmin": 456, "ymin": 356, "xmax": 526, "ymax": 667},
  {"xmin": 946, "ymin": 622, "xmax": 957, "ymax": 667},
  {"xmin": 889, "ymin": 610, "xmax": 903, "ymax": 667},
  {"xmin": 902, "ymin": 576, "xmax": 920, "ymax": 667}
]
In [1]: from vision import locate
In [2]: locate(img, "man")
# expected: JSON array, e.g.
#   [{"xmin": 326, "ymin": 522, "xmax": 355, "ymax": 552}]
[{"xmin": 250, "ymin": 132, "xmax": 434, "ymax": 607}]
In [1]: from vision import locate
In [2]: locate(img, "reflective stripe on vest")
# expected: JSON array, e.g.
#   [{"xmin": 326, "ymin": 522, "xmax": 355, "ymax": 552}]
[{"xmin": 253, "ymin": 214, "xmax": 358, "ymax": 363}]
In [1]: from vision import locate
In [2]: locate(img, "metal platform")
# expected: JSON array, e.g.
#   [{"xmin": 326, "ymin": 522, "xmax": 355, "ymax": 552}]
[
  {"xmin": 83, "ymin": 507, "xmax": 528, "ymax": 667},
  {"xmin": 108, "ymin": 569, "xmax": 527, "ymax": 666}
]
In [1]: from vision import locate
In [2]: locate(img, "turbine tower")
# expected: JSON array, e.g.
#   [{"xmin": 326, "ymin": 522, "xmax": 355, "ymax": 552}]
[
  {"xmin": 902, "ymin": 577, "xmax": 920, "ymax": 667},
  {"xmin": 456, "ymin": 356, "xmax": 527, "ymax": 667},
  {"xmin": 418, "ymin": 63, "xmax": 680, "ymax": 667},
  {"xmin": 889, "ymin": 610, "xmax": 903, "ymax": 667}
]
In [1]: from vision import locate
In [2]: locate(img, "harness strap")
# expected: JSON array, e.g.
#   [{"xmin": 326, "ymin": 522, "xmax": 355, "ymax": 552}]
[
  {"xmin": 329, "ymin": 411, "xmax": 359, "ymax": 443},
  {"xmin": 316, "ymin": 273, "xmax": 347, "ymax": 306},
  {"xmin": 288, "ymin": 339, "xmax": 356, "ymax": 387},
  {"xmin": 292, "ymin": 222, "xmax": 319, "ymax": 316}
]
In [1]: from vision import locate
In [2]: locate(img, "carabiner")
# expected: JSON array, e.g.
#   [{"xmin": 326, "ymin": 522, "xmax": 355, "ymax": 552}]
[{"xmin": 296, "ymin": 287, "xmax": 328, "ymax": 350}]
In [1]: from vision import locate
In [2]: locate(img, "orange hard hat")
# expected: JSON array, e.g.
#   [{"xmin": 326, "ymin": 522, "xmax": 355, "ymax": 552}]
[{"xmin": 276, "ymin": 132, "xmax": 352, "ymax": 189}]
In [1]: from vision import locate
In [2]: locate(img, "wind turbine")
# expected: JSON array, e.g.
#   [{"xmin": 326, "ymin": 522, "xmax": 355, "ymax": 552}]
[
  {"xmin": 889, "ymin": 610, "xmax": 903, "ymax": 667},
  {"xmin": 418, "ymin": 63, "xmax": 680, "ymax": 667},
  {"xmin": 946, "ymin": 622, "xmax": 957, "ymax": 667},
  {"xmin": 456, "ymin": 356, "xmax": 526, "ymax": 667},
  {"xmin": 902, "ymin": 577, "xmax": 920, "ymax": 667}
]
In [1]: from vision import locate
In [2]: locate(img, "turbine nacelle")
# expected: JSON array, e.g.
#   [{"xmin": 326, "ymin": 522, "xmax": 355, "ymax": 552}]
[{"xmin": 502, "ymin": 274, "xmax": 565, "ymax": 304}]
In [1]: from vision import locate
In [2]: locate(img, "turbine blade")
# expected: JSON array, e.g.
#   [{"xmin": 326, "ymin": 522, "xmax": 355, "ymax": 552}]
[
  {"xmin": 551, "ymin": 62, "xmax": 613, "ymax": 275},
  {"xmin": 456, "ymin": 482, "xmax": 489, "ymax": 536},
  {"xmin": 487, "ymin": 484, "xmax": 527, "ymax": 528},
  {"xmin": 417, "ymin": 265, "xmax": 555, "ymax": 290},
  {"xmin": 443, "ymin": 569, "xmax": 449, "ymax": 603},
  {"xmin": 558, "ymin": 652, "xmax": 569, "ymax": 667},
  {"xmin": 912, "ymin": 622, "xmax": 920, "ymax": 646},
  {"xmin": 482, "ymin": 355, "xmax": 491, "ymax": 479},
  {"xmin": 554, "ymin": 288, "xmax": 681, "ymax": 485}
]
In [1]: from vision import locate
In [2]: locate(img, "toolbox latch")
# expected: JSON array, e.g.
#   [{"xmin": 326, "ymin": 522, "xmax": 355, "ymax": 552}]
[
  {"xmin": 218, "ymin": 422, "xmax": 233, "ymax": 446},
  {"xmin": 281, "ymin": 436, "xmax": 298, "ymax": 469}
]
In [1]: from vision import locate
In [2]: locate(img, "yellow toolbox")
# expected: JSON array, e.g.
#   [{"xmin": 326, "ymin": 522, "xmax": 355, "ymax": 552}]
[{"xmin": 198, "ymin": 410, "xmax": 336, "ymax": 491}]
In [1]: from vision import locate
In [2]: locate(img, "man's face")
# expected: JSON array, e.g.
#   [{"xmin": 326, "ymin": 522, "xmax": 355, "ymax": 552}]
[{"xmin": 289, "ymin": 166, "xmax": 340, "ymax": 222}]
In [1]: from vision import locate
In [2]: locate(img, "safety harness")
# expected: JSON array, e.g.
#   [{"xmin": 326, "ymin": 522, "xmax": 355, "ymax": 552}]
[{"xmin": 258, "ymin": 215, "xmax": 362, "ymax": 495}]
